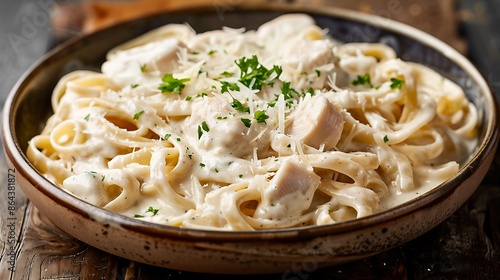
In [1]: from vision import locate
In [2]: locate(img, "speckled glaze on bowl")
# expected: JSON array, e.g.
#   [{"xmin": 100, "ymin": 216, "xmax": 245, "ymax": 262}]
[{"xmin": 2, "ymin": 3, "xmax": 498, "ymax": 274}]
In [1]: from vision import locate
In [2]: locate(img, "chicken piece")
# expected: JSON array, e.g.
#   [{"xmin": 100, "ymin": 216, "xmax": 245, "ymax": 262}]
[
  {"xmin": 287, "ymin": 95, "xmax": 344, "ymax": 151},
  {"xmin": 254, "ymin": 158, "xmax": 321, "ymax": 219},
  {"xmin": 283, "ymin": 39, "xmax": 334, "ymax": 73},
  {"xmin": 187, "ymin": 97, "xmax": 272, "ymax": 159},
  {"xmin": 256, "ymin": 14, "xmax": 316, "ymax": 41},
  {"xmin": 102, "ymin": 37, "xmax": 180, "ymax": 87},
  {"xmin": 106, "ymin": 24, "xmax": 194, "ymax": 59}
]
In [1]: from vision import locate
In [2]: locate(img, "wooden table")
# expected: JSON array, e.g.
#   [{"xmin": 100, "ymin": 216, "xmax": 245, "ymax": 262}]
[{"xmin": 1, "ymin": 0, "xmax": 500, "ymax": 279}]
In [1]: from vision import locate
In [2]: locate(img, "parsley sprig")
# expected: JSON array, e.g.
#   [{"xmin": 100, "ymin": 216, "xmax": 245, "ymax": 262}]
[
  {"xmin": 134, "ymin": 206, "xmax": 159, "ymax": 218},
  {"xmin": 241, "ymin": 118, "xmax": 252, "ymax": 128},
  {"xmin": 158, "ymin": 74, "xmax": 190, "ymax": 94},
  {"xmin": 352, "ymin": 73, "xmax": 373, "ymax": 87},
  {"xmin": 274, "ymin": 81, "xmax": 300, "ymax": 108},
  {"xmin": 198, "ymin": 121, "xmax": 210, "ymax": 139},
  {"xmin": 254, "ymin": 110, "xmax": 269, "ymax": 123},
  {"xmin": 390, "ymin": 78, "xmax": 405, "ymax": 89},
  {"xmin": 235, "ymin": 55, "xmax": 282, "ymax": 90},
  {"xmin": 231, "ymin": 98, "xmax": 250, "ymax": 113},
  {"xmin": 133, "ymin": 110, "xmax": 144, "ymax": 120},
  {"xmin": 220, "ymin": 81, "xmax": 240, "ymax": 93}
]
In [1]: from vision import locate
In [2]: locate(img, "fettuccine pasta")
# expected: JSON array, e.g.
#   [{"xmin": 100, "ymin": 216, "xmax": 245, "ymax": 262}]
[{"xmin": 27, "ymin": 14, "xmax": 478, "ymax": 230}]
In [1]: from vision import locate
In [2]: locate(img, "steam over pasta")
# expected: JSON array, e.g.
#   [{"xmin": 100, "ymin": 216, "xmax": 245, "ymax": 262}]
[{"xmin": 27, "ymin": 14, "xmax": 478, "ymax": 230}]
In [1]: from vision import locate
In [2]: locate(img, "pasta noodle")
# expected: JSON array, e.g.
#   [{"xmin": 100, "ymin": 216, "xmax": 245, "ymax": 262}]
[{"xmin": 27, "ymin": 14, "xmax": 478, "ymax": 230}]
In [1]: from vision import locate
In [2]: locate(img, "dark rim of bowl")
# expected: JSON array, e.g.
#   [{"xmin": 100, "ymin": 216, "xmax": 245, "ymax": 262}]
[{"xmin": 2, "ymin": 2, "xmax": 498, "ymax": 241}]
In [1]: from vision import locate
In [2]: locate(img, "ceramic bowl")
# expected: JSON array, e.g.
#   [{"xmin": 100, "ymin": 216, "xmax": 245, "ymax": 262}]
[{"xmin": 2, "ymin": 3, "xmax": 498, "ymax": 274}]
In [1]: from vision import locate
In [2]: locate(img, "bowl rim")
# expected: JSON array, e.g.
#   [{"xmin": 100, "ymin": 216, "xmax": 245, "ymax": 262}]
[{"xmin": 2, "ymin": 2, "xmax": 498, "ymax": 241}]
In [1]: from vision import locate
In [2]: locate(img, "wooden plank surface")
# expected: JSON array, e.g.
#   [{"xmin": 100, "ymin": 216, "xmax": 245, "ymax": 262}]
[{"xmin": 1, "ymin": 0, "xmax": 499, "ymax": 279}]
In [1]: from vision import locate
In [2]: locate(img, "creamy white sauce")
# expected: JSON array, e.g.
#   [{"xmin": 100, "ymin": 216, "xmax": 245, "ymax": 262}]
[{"xmin": 26, "ymin": 14, "xmax": 479, "ymax": 230}]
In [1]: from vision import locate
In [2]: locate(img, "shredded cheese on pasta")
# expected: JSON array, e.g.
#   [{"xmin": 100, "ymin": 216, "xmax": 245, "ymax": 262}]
[{"xmin": 27, "ymin": 14, "xmax": 478, "ymax": 230}]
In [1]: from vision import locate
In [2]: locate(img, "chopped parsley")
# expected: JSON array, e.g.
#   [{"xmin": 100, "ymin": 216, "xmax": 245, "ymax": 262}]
[
  {"xmin": 131, "ymin": 84, "xmax": 139, "ymax": 88},
  {"xmin": 208, "ymin": 50, "xmax": 217, "ymax": 55},
  {"xmin": 133, "ymin": 110, "xmax": 144, "ymax": 120},
  {"xmin": 197, "ymin": 121, "xmax": 210, "ymax": 139},
  {"xmin": 220, "ymin": 81, "xmax": 240, "ymax": 93},
  {"xmin": 134, "ymin": 206, "xmax": 159, "ymax": 218},
  {"xmin": 199, "ymin": 163, "xmax": 206, "ymax": 167},
  {"xmin": 217, "ymin": 116, "xmax": 228, "ymax": 120},
  {"xmin": 220, "ymin": 71, "xmax": 234, "ymax": 77},
  {"xmin": 162, "ymin": 134, "xmax": 171, "ymax": 140},
  {"xmin": 197, "ymin": 125, "xmax": 203, "ymax": 139},
  {"xmin": 304, "ymin": 87, "xmax": 315, "ymax": 96},
  {"xmin": 241, "ymin": 118, "xmax": 252, "ymax": 128},
  {"xmin": 146, "ymin": 206, "xmax": 159, "ymax": 216},
  {"xmin": 254, "ymin": 110, "xmax": 269, "ymax": 123},
  {"xmin": 84, "ymin": 114, "xmax": 90, "ymax": 121},
  {"xmin": 140, "ymin": 64, "xmax": 147, "ymax": 72},
  {"xmin": 315, "ymin": 69, "xmax": 321, "ymax": 77},
  {"xmin": 101, "ymin": 175, "xmax": 105, "ymax": 181},
  {"xmin": 185, "ymin": 96, "xmax": 192, "ymax": 101},
  {"xmin": 235, "ymin": 55, "xmax": 282, "ymax": 90},
  {"xmin": 277, "ymin": 81, "xmax": 301, "ymax": 107},
  {"xmin": 390, "ymin": 78, "xmax": 405, "ymax": 89},
  {"xmin": 352, "ymin": 73, "xmax": 373, "ymax": 87},
  {"xmin": 158, "ymin": 74, "xmax": 190, "ymax": 94},
  {"xmin": 201, "ymin": 121, "xmax": 210, "ymax": 132},
  {"xmin": 383, "ymin": 135, "xmax": 389, "ymax": 143},
  {"xmin": 231, "ymin": 98, "xmax": 250, "ymax": 113}
]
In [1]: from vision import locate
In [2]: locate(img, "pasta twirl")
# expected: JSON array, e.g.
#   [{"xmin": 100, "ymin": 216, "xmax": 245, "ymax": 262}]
[{"xmin": 27, "ymin": 14, "xmax": 478, "ymax": 230}]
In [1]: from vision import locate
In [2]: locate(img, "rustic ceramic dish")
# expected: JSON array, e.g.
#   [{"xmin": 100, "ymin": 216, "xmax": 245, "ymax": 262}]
[{"xmin": 2, "ymin": 3, "xmax": 498, "ymax": 274}]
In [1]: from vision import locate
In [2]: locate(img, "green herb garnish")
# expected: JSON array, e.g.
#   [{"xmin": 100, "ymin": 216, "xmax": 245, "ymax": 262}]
[
  {"xmin": 220, "ymin": 71, "xmax": 234, "ymax": 77},
  {"xmin": 235, "ymin": 55, "xmax": 282, "ymax": 90},
  {"xmin": 146, "ymin": 206, "xmax": 159, "ymax": 216},
  {"xmin": 201, "ymin": 121, "xmax": 210, "ymax": 132},
  {"xmin": 197, "ymin": 125, "xmax": 203, "ymax": 139},
  {"xmin": 390, "ymin": 78, "xmax": 404, "ymax": 89},
  {"xmin": 231, "ymin": 98, "xmax": 250, "ymax": 113},
  {"xmin": 241, "ymin": 118, "xmax": 252, "ymax": 128},
  {"xmin": 254, "ymin": 110, "xmax": 269, "ymax": 123},
  {"xmin": 158, "ymin": 74, "xmax": 190, "ymax": 94},
  {"xmin": 220, "ymin": 81, "xmax": 240, "ymax": 93},
  {"xmin": 352, "ymin": 73, "xmax": 373, "ymax": 87},
  {"xmin": 133, "ymin": 110, "xmax": 144, "ymax": 120}
]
